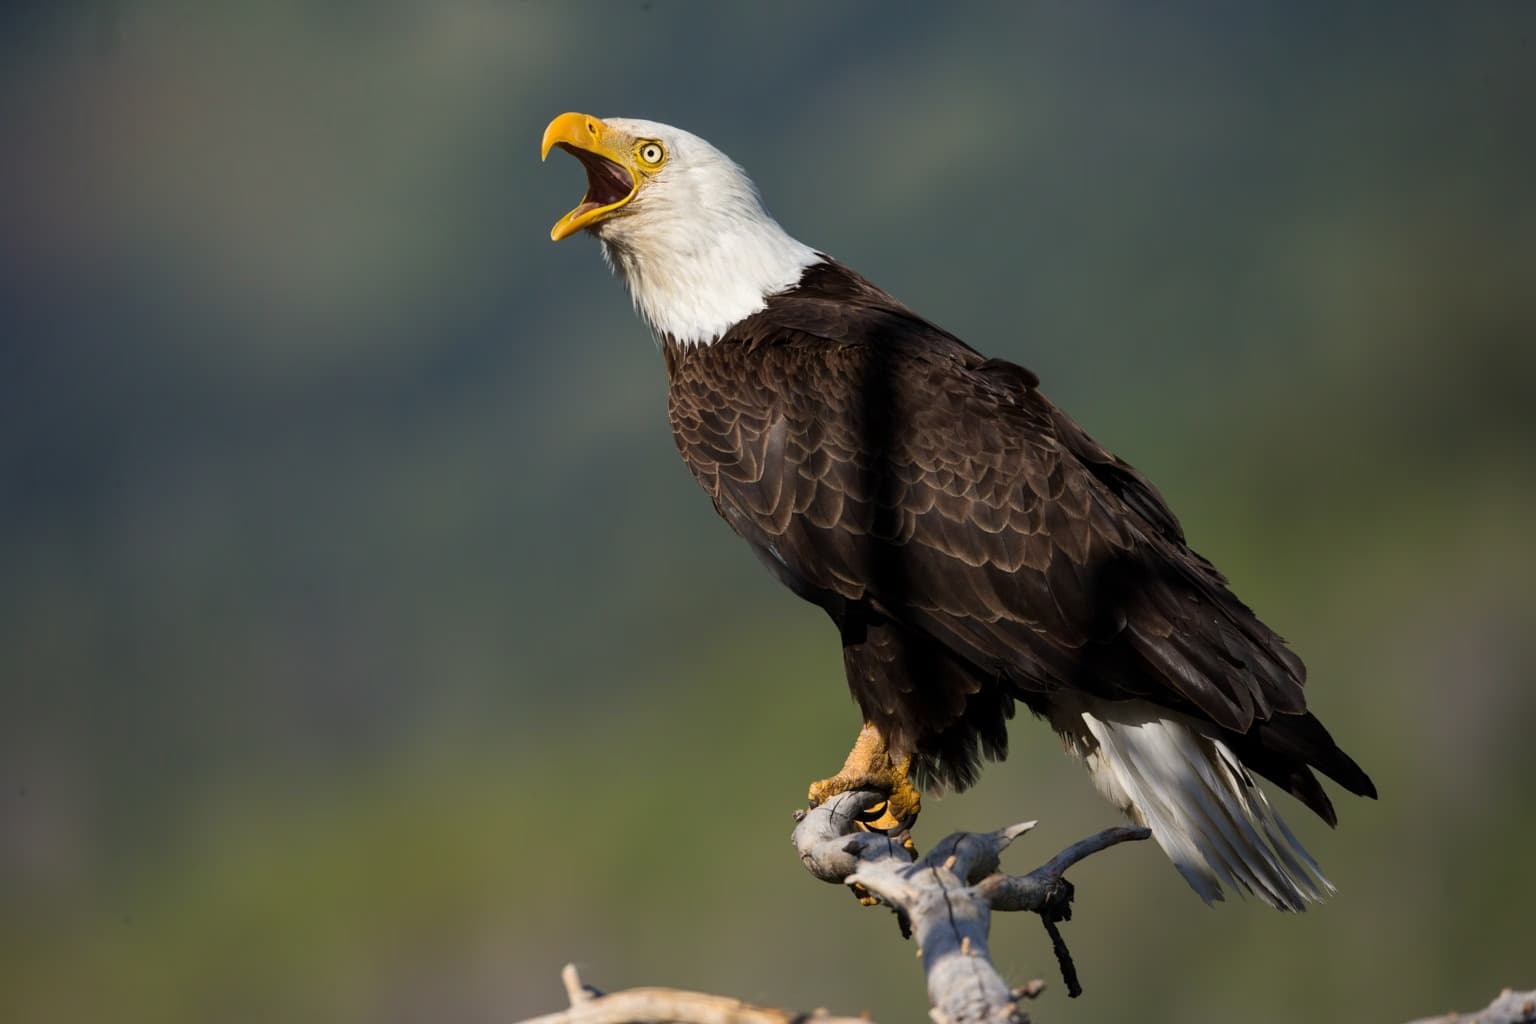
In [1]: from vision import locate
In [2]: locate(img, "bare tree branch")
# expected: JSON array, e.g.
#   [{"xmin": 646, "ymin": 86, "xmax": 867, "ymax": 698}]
[
  {"xmin": 793, "ymin": 790, "xmax": 1150, "ymax": 1024},
  {"xmin": 512, "ymin": 795, "xmax": 1530, "ymax": 1024},
  {"xmin": 515, "ymin": 964, "xmax": 872, "ymax": 1024},
  {"xmin": 1406, "ymin": 989, "xmax": 1536, "ymax": 1024}
]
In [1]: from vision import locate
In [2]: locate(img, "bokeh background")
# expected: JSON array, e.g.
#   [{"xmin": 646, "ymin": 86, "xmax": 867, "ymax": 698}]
[{"xmin": 3, "ymin": 2, "xmax": 1534, "ymax": 1022}]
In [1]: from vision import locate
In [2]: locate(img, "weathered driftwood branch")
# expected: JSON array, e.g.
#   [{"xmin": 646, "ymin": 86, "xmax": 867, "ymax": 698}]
[
  {"xmin": 512, "ymin": 800, "xmax": 1144, "ymax": 1024},
  {"xmin": 515, "ymin": 819, "xmax": 1528, "ymax": 1024},
  {"xmin": 1407, "ymin": 989, "xmax": 1536, "ymax": 1024},
  {"xmin": 792, "ymin": 789, "xmax": 1150, "ymax": 1024},
  {"xmin": 515, "ymin": 964, "xmax": 871, "ymax": 1024},
  {"xmin": 516, "ymin": 966, "xmax": 1536, "ymax": 1024}
]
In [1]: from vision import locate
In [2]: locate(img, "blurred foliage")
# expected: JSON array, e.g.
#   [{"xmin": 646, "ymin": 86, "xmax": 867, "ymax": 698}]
[{"xmin": 2, "ymin": 2, "xmax": 1534, "ymax": 1022}]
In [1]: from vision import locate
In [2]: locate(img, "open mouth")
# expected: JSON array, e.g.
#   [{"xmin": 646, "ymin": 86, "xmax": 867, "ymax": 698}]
[
  {"xmin": 558, "ymin": 144, "xmax": 637, "ymax": 222},
  {"xmin": 542, "ymin": 113, "xmax": 642, "ymax": 241}
]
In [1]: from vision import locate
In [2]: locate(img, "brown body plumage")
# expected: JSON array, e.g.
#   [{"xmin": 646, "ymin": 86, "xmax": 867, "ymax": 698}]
[{"xmin": 665, "ymin": 260, "xmax": 1375, "ymax": 821}]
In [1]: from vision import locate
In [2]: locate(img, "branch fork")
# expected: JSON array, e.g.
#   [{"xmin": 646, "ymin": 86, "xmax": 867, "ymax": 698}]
[{"xmin": 793, "ymin": 790, "xmax": 1149, "ymax": 1024}]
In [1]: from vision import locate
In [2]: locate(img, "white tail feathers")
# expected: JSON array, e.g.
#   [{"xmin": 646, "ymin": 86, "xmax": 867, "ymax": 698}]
[{"xmin": 1072, "ymin": 705, "xmax": 1334, "ymax": 911}]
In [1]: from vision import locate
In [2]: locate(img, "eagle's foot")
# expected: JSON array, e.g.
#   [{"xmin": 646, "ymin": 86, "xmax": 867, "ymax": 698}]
[
  {"xmin": 807, "ymin": 722, "xmax": 922, "ymax": 835},
  {"xmin": 810, "ymin": 772, "xmax": 921, "ymax": 834}
]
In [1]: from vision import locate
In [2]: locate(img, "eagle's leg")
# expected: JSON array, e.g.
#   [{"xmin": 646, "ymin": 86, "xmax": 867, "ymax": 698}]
[{"xmin": 807, "ymin": 722, "xmax": 922, "ymax": 833}]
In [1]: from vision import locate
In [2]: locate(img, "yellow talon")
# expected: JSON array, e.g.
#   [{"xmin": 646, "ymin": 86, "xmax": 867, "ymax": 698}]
[{"xmin": 807, "ymin": 722, "xmax": 924, "ymax": 836}]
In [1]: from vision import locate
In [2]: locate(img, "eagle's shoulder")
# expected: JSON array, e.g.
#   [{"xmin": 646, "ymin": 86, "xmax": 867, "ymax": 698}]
[{"xmin": 729, "ymin": 258, "xmax": 993, "ymax": 366}]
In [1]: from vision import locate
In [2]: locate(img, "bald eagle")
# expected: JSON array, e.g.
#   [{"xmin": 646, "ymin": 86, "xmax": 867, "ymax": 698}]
[{"xmin": 542, "ymin": 112, "xmax": 1375, "ymax": 911}]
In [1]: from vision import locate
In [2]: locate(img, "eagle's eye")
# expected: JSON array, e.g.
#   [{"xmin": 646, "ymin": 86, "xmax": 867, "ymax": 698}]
[{"xmin": 638, "ymin": 142, "xmax": 665, "ymax": 167}]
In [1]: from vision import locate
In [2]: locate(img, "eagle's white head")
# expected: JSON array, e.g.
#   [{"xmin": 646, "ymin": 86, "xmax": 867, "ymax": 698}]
[{"xmin": 542, "ymin": 113, "xmax": 821, "ymax": 347}]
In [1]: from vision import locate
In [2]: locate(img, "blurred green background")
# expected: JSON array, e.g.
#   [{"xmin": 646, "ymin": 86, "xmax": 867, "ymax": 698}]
[{"xmin": 3, "ymin": 2, "xmax": 1533, "ymax": 1022}]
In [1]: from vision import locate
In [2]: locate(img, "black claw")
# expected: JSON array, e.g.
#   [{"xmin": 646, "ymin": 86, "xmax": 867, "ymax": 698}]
[{"xmin": 853, "ymin": 800, "xmax": 889, "ymax": 824}]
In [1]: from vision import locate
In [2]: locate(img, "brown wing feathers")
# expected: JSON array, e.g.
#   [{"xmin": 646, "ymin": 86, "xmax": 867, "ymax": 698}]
[{"xmin": 664, "ymin": 260, "xmax": 1374, "ymax": 813}]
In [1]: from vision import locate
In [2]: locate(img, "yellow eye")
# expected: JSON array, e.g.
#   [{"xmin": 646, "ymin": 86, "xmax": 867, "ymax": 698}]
[{"xmin": 638, "ymin": 142, "xmax": 665, "ymax": 166}]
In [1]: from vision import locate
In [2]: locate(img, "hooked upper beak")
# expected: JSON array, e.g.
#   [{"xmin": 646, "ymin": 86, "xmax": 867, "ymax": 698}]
[{"xmin": 541, "ymin": 112, "xmax": 642, "ymax": 241}]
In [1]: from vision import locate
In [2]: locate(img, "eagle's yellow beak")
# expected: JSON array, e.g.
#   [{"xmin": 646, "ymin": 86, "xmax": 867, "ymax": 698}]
[{"xmin": 541, "ymin": 113, "xmax": 643, "ymax": 241}]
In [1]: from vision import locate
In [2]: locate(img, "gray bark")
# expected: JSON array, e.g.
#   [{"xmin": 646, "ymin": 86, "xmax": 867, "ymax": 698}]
[{"xmin": 792, "ymin": 790, "xmax": 1149, "ymax": 1024}]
